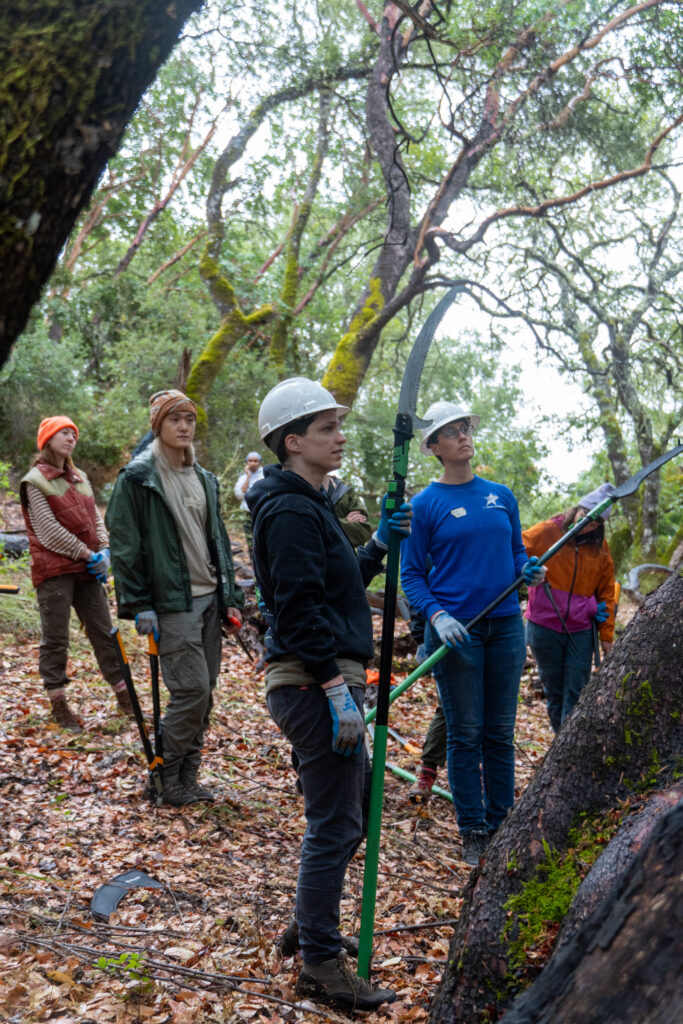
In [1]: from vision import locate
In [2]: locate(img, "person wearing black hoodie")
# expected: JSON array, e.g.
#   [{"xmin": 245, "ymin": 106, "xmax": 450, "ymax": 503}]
[{"xmin": 246, "ymin": 377, "xmax": 410, "ymax": 1013}]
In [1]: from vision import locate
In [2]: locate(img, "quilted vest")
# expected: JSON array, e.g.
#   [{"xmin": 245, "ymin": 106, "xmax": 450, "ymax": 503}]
[{"xmin": 20, "ymin": 462, "xmax": 99, "ymax": 588}]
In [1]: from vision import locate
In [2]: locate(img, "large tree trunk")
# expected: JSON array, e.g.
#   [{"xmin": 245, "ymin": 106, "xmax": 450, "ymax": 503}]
[
  {"xmin": 501, "ymin": 799, "xmax": 683, "ymax": 1024},
  {"xmin": 0, "ymin": 0, "xmax": 203, "ymax": 364},
  {"xmin": 431, "ymin": 571, "xmax": 683, "ymax": 1024}
]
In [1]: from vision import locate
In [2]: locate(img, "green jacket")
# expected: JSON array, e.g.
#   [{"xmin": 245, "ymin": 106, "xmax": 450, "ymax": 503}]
[
  {"xmin": 105, "ymin": 447, "xmax": 243, "ymax": 619},
  {"xmin": 324, "ymin": 477, "xmax": 373, "ymax": 550}
]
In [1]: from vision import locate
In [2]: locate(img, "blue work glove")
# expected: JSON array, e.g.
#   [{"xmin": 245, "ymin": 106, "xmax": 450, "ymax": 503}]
[
  {"xmin": 135, "ymin": 610, "xmax": 160, "ymax": 643},
  {"xmin": 522, "ymin": 556, "xmax": 547, "ymax": 587},
  {"xmin": 374, "ymin": 494, "xmax": 413, "ymax": 549},
  {"xmin": 431, "ymin": 610, "xmax": 470, "ymax": 647},
  {"xmin": 86, "ymin": 547, "xmax": 110, "ymax": 583},
  {"xmin": 594, "ymin": 600, "xmax": 609, "ymax": 623},
  {"xmin": 325, "ymin": 682, "xmax": 365, "ymax": 757}
]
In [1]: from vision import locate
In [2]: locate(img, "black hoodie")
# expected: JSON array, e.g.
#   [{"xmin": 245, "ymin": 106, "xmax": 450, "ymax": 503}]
[{"xmin": 246, "ymin": 464, "xmax": 386, "ymax": 684}]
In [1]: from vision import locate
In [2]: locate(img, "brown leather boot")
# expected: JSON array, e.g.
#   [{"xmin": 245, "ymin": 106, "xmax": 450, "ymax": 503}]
[
  {"xmin": 49, "ymin": 693, "xmax": 83, "ymax": 734},
  {"xmin": 296, "ymin": 953, "xmax": 396, "ymax": 1011},
  {"xmin": 179, "ymin": 761, "xmax": 215, "ymax": 802},
  {"xmin": 161, "ymin": 766, "xmax": 198, "ymax": 807},
  {"xmin": 113, "ymin": 686, "xmax": 135, "ymax": 719}
]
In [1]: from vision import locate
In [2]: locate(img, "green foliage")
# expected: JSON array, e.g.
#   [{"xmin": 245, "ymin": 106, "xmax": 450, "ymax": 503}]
[
  {"xmin": 2, "ymin": 0, "xmax": 680, "ymax": 568},
  {"xmin": 502, "ymin": 815, "xmax": 618, "ymax": 983},
  {"xmin": 93, "ymin": 951, "xmax": 153, "ymax": 997}
]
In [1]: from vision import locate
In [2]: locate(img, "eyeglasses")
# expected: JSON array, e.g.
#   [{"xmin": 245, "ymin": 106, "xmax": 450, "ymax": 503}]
[{"xmin": 440, "ymin": 421, "xmax": 475, "ymax": 438}]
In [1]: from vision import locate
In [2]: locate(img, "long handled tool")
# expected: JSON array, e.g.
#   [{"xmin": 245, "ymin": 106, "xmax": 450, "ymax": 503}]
[
  {"xmin": 148, "ymin": 634, "xmax": 163, "ymax": 781},
  {"xmin": 365, "ymin": 443, "xmax": 683, "ymax": 728},
  {"xmin": 222, "ymin": 614, "xmax": 254, "ymax": 662},
  {"xmin": 592, "ymin": 619, "xmax": 601, "ymax": 670},
  {"xmin": 357, "ymin": 285, "xmax": 465, "ymax": 980},
  {"xmin": 111, "ymin": 628, "xmax": 164, "ymax": 805}
]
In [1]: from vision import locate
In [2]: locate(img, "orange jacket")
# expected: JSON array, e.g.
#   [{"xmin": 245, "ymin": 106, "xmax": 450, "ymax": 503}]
[{"xmin": 522, "ymin": 516, "xmax": 616, "ymax": 642}]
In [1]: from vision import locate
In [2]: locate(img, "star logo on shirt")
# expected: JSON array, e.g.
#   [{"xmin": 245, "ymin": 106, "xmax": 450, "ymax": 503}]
[{"xmin": 484, "ymin": 492, "xmax": 501, "ymax": 507}]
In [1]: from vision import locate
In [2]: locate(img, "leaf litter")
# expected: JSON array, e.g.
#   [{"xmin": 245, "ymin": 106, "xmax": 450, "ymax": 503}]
[{"xmin": 0, "ymin": 579, "xmax": 555, "ymax": 1023}]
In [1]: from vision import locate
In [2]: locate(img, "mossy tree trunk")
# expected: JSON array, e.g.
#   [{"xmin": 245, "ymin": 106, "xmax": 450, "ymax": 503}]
[
  {"xmin": 501, "ymin": 800, "xmax": 682, "ymax": 1024},
  {"xmin": 188, "ymin": 69, "xmax": 371, "ymax": 426},
  {"xmin": 430, "ymin": 571, "xmax": 683, "ymax": 1024},
  {"xmin": 0, "ymin": 0, "xmax": 203, "ymax": 364}
]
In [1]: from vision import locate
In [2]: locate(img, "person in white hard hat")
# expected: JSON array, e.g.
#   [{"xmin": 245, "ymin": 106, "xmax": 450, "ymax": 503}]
[
  {"xmin": 523, "ymin": 482, "xmax": 616, "ymax": 733},
  {"xmin": 400, "ymin": 400, "xmax": 544, "ymax": 867},
  {"xmin": 233, "ymin": 451, "xmax": 264, "ymax": 554},
  {"xmin": 245, "ymin": 377, "xmax": 411, "ymax": 1013}
]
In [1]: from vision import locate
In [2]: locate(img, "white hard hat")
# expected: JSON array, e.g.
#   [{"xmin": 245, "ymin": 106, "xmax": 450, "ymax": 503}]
[
  {"xmin": 419, "ymin": 401, "xmax": 480, "ymax": 455},
  {"xmin": 258, "ymin": 377, "xmax": 349, "ymax": 450},
  {"xmin": 578, "ymin": 482, "xmax": 616, "ymax": 519},
  {"xmin": 245, "ymin": 451, "xmax": 262, "ymax": 462}
]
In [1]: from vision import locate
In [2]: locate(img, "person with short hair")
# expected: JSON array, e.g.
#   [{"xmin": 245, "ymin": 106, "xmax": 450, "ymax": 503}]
[
  {"xmin": 234, "ymin": 451, "xmax": 264, "ymax": 554},
  {"xmin": 20, "ymin": 416, "xmax": 132, "ymax": 732},
  {"xmin": 523, "ymin": 483, "xmax": 616, "ymax": 733},
  {"xmin": 246, "ymin": 376, "xmax": 410, "ymax": 1012},
  {"xmin": 106, "ymin": 390, "xmax": 243, "ymax": 806},
  {"xmin": 401, "ymin": 400, "xmax": 543, "ymax": 866}
]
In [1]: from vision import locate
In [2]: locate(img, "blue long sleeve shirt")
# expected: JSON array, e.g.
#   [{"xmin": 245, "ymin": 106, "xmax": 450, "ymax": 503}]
[{"xmin": 400, "ymin": 476, "xmax": 528, "ymax": 623}]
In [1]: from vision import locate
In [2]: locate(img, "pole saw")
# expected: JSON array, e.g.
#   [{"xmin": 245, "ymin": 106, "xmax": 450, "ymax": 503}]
[{"xmin": 357, "ymin": 285, "xmax": 465, "ymax": 980}]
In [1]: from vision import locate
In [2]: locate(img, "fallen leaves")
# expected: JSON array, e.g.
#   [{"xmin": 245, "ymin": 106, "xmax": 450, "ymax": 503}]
[{"xmin": 0, "ymin": 570, "xmax": 556, "ymax": 1022}]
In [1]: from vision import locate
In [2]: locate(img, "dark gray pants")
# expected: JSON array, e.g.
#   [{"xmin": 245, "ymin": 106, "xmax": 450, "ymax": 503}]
[
  {"xmin": 37, "ymin": 574, "xmax": 122, "ymax": 692},
  {"xmin": 158, "ymin": 592, "xmax": 221, "ymax": 774},
  {"xmin": 267, "ymin": 682, "xmax": 371, "ymax": 965}
]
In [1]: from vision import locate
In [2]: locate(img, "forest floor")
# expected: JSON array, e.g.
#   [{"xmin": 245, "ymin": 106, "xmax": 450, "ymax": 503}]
[{"xmin": 0, "ymin": 543, "xmax": 561, "ymax": 1024}]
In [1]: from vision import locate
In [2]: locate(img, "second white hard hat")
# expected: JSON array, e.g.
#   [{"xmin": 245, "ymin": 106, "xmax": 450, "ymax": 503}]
[
  {"xmin": 258, "ymin": 377, "xmax": 349, "ymax": 450},
  {"xmin": 419, "ymin": 400, "xmax": 481, "ymax": 455}
]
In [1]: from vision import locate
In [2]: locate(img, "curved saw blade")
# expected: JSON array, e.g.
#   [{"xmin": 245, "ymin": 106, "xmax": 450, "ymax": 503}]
[{"xmin": 398, "ymin": 284, "xmax": 466, "ymax": 429}]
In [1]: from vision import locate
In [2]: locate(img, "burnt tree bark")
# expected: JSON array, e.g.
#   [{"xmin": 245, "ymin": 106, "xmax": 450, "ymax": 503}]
[
  {"xmin": 430, "ymin": 571, "xmax": 683, "ymax": 1024},
  {"xmin": 501, "ymin": 800, "xmax": 683, "ymax": 1024},
  {"xmin": 0, "ymin": 0, "xmax": 203, "ymax": 364}
]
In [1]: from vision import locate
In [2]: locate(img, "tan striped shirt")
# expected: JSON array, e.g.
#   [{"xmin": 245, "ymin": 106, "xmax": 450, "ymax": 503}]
[{"xmin": 26, "ymin": 484, "xmax": 108, "ymax": 562}]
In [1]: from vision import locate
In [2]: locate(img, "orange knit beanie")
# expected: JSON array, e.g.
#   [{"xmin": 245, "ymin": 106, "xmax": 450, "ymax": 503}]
[{"xmin": 37, "ymin": 416, "xmax": 79, "ymax": 450}]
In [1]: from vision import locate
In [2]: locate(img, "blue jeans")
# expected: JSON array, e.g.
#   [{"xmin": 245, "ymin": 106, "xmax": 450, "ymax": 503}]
[
  {"xmin": 426, "ymin": 614, "xmax": 526, "ymax": 835},
  {"xmin": 267, "ymin": 684, "xmax": 371, "ymax": 965},
  {"xmin": 526, "ymin": 620, "xmax": 593, "ymax": 733}
]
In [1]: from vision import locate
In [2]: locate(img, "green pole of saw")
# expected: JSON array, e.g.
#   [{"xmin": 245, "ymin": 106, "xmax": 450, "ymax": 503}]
[{"xmin": 357, "ymin": 414, "xmax": 412, "ymax": 980}]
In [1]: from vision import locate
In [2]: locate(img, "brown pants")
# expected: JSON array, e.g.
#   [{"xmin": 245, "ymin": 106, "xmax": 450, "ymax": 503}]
[{"xmin": 36, "ymin": 574, "xmax": 122, "ymax": 692}]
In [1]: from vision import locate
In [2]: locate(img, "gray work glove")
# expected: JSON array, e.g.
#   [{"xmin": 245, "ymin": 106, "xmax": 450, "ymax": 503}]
[
  {"xmin": 325, "ymin": 682, "xmax": 365, "ymax": 757},
  {"xmin": 135, "ymin": 610, "xmax": 159, "ymax": 643},
  {"xmin": 431, "ymin": 610, "xmax": 470, "ymax": 648}
]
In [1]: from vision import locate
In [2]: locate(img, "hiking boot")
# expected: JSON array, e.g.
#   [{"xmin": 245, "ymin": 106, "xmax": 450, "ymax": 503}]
[
  {"xmin": 161, "ymin": 767, "xmax": 198, "ymax": 807},
  {"xmin": 49, "ymin": 694, "xmax": 83, "ymax": 734},
  {"xmin": 295, "ymin": 954, "xmax": 396, "ymax": 1011},
  {"xmin": 408, "ymin": 764, "xmax": 437, "ymax": 804},
  {"xmin": 461, "ymin": 827, "xmax": 490, "ymax": 867},
  {"xmin": 279, "ymin": 918, "xmax": 359, "ymax": 959},
  {"xmin": 113, "ymin": 686, "xmax": 136, "ymax": 719},
  {"xmin": 179, "ymin": 762, "xmax": 215, "ymax": 802}
]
